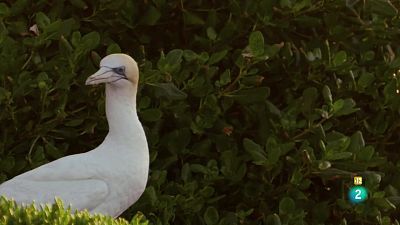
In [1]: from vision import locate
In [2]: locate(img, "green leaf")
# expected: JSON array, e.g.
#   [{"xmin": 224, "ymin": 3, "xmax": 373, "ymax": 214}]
[
  {"xmin": 149, "ymin": 82, "xmax": 187, "ymax": 100},
  {"xmin": 42, "ymin": 20, "xmax": 63, "ymax": 40},
  {"xmin": 383, "ymin": 79, "xmax": 397, "ymax": 103},
  {"xmin": 241, "ymin": 75, "xmax": 264, "ymax": 86},
  {"xmin": 0, "ymin": 156, "xmax": 15, "ymax": 173},
  {"xmin": 59, "ymin": 35, "xmax": 73, "ymax": 55},
  {"xmin": 332, "ymin": 99, "xmax": 344, "ymax": 112},
  {"xmin": 208, "ymin": 49, "xmax": 228, "ymax": 65},
  {"xmin": 69, "ymin": 0, "xmax": 88, "ymax": 10},
  {"xmin": 318, "ymin": 161, "xmax": 331, "ymax": 170},
  {"xmin": 322, "ymin": 85, "xmax": 332, "ymax": 104},
  {"xmin": 303, "ymin": 87, "xmax": 318, "ymax": 106},
  {"xmin": 91, "ymin": 51, "xmax": 101, "ymax": 66},
  {"xmin": 363, "ymin": 171, "xmax": 382, "ymax": 186},
  {"xmin": 166, "ymin": 49, "xmax": 183, "ymax": 65},
  {"xmin": 80, "ymin": 31, "xmax": 100, "ymax": 51},
  {"xmin": 265, "ymin": 213, "xmax": 282, "ymax": 225},
  {"xmin": 204, "ymin": 206, "xmax": 219, "ymax": 225},
  {"xmin": 266, "ymin": 100, "xmax": 281, "ymax": 117},
  {"xmin": 232, "ymin": 48, "xmax": 245, "ymax": 65},
  {"xmin": 279, "ymin": 197, "xmax": 295, "ymax": 215},
  {"xmin": 362, "ymin": 50, "xmax": 375, "ymax": 61},
  {"xmin": 183, "ymin": 10, "xmax": 205, "ymax": 25},
  {"xmin": 305, "ymin": 51, "xmax": 315, "ymax": 61},
  {"xmin": 181, "ymin": 163, "xmax": 191, "ymax": 182},
  {"xmin": 0, "ymin": 3, "xmax": 10, "ymax": 17},
  {"xmin": 200, "ymin": 186, "xmax": 214, "ymax": 198},
  {"xmin": 199, "ymin": 52, "xmax": 210, "ymax": 63},
  {"xmin": 140, "ymin": 108, "xmax": 162, "ymax": 122},
  {"xmin": 266, "ymin": 137, "xmax": 282, "ymax": 165},
  {"xmin": 357, "ymin": 72, "xmax": 375, "ymax": 89},
  {"xmin": 228, "ymin": 87, "xmax": 270, "ymax": 104},
  {"xmin": 292, "ymin": 0, "xmax": 311, "ymax": 12},
  {"xmin": 183, "ymin": 50, "xmax": 198, "ymax": 61},
  {"xmin": 302, "ymin": 87, "xmax": 318, "ymax": 116},
  {"xmin": 35, "ymin": 12, "xmax": 50, "ymax": 29},
  {"xmin": 326, "ymin": 135, "xmax": 351, "ymax": 152},
  {"xmin": 106, "ymin": 43, "xmax": 121, "ymax": 54},
  {"xmin": 190, "ymin": 164, "xmax": 208, "ymax": 174},
  {"xmin": 218, "ymin": 69, "xmax": 231, "ymax": 86},
  {"xmin": 357, "ymin": 146, "xmax": 375, "ymax": 161},
  {"xmin": 312, "ymin": 202, "xmax": 330, "ymax": 223},
  {"xmin": 333, "ymin": 98, "xmax": 358, "ymax": 116},
  {"xmin": 0, "ymin": 87, "xmax": 11, "ymax": 102},
  {"xmin": 207, "ymin": 27, "xmax": 217, "ymax": 40},
  {"xmin": 32, "ymin": 146, "xmax": 46, "ymax": 165},
  {"xmin": 390, "ymin": 57, "xmax": 400, "ymax": 68},
  {"xmin": 249, "ymin": 31, "xmax": 264, "ymax": 56},
  {"xmin": 140, "ymin": 6, "xmax": 161, "ymax": 25},
  {"xmin": 45, "ymin": 142, "xmax": 64, "ymax": 159},
  {"xmin": 10, "ymin": 0, "xmax": 29, "ymax": 16},
  {"xmin": 369, "ymin": 0, "xmax": 398, "ymax": 17},
  {"xmin": 243, "ymin": 138, "xmax": 267, "ymax": 165},
  {"xmin": 265, "ymin": 44, "xmax": 282, "ymax": 58},
  {"xmin": 237, "ymin": 209, "xmax": 254, "ymax": 220},
  {"xmin": 65, "ymin": 119, "xmax": 84, "ymax": 127},
  {"xmin": 325, "ymin": 151, "xmax": 352, "ymax": 161},
  {"xmin": 138, "ymin": 96, "xmax": 151, "ymax": 109},
  {"xmin": 158, "ymin": 49, "xmax": 184, "ymax": 73},
  {"xmin": 374, "ymin": 198, "xmax": 396, "ymax": 211},
  {"xmin": 219, "ymin": 213, "xmax": 238, "ymax": 225},
  {"xmin": 71, "ymin": 31, "xmax": 81, "ymax": 47},
  {"xmin": 333, "ymin": 50, "xmax": 347, "ymax": 66},
  {"xmin": 348, "ymin": 131, "xmax": 365, "ymax": 153}
]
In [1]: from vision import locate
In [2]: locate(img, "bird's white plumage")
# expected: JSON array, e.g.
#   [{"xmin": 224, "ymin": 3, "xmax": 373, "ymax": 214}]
[{"xmin": 0, "ymin": 54, "xmax": 149, "ymax": 217}]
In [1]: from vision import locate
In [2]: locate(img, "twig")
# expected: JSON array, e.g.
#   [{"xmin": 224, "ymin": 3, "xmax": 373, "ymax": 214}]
[
  {"xmin": 27, "ymin": 135, "xmax": 40, "ymax": 164},
  {"xmin": 292, "ymin": 117, "xmax": 329, "ymax": 140},
  {"xmin": 21, "ymin": 51, "xmax": 34, "ymax": 70},
  {"xmin": 348, "ymin": 7, "xmax": 366, "ymax": 25},
  {"xmin": 220, "ymin": 67, "xmax": 244, "ymax": 96}
]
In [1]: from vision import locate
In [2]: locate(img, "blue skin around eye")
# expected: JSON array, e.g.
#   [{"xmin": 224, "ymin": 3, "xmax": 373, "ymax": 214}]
[{"xmin": 348, "ymin": 186, "xmax": 368, "ymax": 204}]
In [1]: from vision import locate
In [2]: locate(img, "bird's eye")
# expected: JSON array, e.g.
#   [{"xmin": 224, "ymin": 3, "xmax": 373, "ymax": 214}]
[{"xmin": 113, "ymin": 67, "xmax": 125, "ymax": 75}]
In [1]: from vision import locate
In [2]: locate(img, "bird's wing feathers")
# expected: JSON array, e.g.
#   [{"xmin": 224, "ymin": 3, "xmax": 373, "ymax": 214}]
[
  {"xmin": 15, "ymin": 152, "xmax": 101, "ymax": 181},
  {"xmin": 0, "ymin": 178, "xmax": 109, "ymax": 211},
  {"xmin": 0, "ymin": 152, "xmax": 110, "ymax": 211}
]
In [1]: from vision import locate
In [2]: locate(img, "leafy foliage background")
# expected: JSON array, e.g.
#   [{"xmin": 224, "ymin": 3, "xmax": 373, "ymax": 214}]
[{"xmin": 1, "ymin": 0, "xmax": 400, "ymax": 224}]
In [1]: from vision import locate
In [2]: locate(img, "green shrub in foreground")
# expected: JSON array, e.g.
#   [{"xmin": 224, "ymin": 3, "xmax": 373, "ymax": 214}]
[{"xmin": 0, "ymin": 196, "xmax": 148, "ymax": 225}]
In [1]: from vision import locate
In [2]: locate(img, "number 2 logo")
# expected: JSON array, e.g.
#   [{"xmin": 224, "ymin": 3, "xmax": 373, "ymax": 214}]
[{"xmin": 355, "ymin": 189, "xmax": 361, "ymax": 200}]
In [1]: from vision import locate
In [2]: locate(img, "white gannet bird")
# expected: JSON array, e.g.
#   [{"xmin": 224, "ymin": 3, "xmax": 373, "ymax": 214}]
[{"xmin": 0, "ymin": 54, "xmax": 149, "ymax": 217}]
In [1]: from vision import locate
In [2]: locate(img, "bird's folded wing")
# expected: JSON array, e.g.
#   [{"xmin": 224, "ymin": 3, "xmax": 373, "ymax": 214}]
[
  {"xmin": 13, "ymin": 153, "xmax": 103, "ymax": 181},
  {"xmin": 0, "ymin": 178, "xmax": 109, "ymax": 211}
]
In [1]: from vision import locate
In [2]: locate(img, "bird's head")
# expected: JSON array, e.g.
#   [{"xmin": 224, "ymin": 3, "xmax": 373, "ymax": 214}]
[{"xmin": 85, "ymin": 54, "xmax": 139, "ymax": 86}]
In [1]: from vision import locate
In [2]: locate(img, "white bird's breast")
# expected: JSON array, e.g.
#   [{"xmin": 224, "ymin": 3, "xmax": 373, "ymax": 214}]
[{"xmin": 86, "ymin": 137, "xmax": 149, "ymax": 216}]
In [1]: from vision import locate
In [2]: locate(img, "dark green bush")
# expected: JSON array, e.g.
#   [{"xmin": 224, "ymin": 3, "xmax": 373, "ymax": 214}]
[{"xmin": 1, "ymin": 0, "xmax": 400, "ymax": 224}]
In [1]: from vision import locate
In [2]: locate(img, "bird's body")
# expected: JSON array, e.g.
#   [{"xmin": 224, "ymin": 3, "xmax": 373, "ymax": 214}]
[{"xmin": 0, "ymin": 54, "xmax": 149, "ymax": 217}]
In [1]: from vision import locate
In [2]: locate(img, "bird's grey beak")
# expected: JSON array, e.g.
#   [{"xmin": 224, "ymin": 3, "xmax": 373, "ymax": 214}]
[{"xmin": 85, "ymin": 67, "xmax": 113, "ymax": 85}]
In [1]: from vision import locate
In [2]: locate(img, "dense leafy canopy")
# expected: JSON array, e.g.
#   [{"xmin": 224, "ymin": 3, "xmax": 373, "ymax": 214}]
[{"xmin": 1, "ymin": 0, "xmax": 400, "ymax": 224}]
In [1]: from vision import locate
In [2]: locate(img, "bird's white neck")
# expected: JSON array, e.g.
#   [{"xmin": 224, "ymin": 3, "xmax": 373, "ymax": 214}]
[
  {"xmin": 104, "ymin": 83, "xmax": 139, "ymax": 137},
  {"xmin": 102, "ymin": 81, "xmax": 149, "ymax": 176},
  {"xmin": 103, "ymin": 82, "xmax": 149, "ymax": 191}
]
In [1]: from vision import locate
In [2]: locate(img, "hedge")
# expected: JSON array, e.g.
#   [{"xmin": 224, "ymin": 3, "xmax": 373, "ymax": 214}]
[
  {"xmin": 0, "ymin": 196, "xmax": 148, "ymax": 225},
  {"xmin": 1, "ymin": 0, "xmax": 400, "ymax": 225}
]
